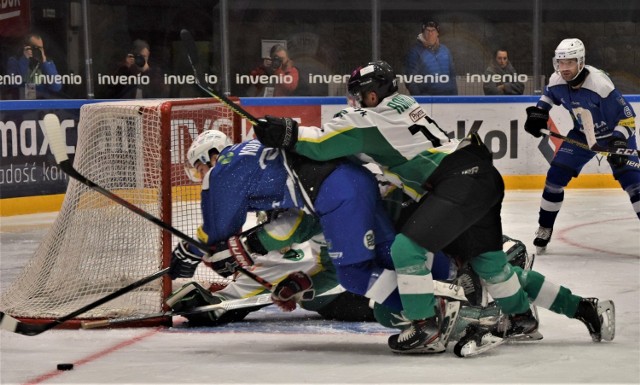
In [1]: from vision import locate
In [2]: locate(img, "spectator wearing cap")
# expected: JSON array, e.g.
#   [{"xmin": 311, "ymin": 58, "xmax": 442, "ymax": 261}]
[{"xmin": 404, "ymin": 20, "xmax": 458, "ymax": 95}]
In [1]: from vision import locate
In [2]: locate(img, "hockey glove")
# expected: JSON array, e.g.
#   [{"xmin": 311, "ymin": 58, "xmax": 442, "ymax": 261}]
[
  {"xmin": 169, "ymin": 240, "xmax": 203, "ymax": 279},
  {"xmin": 205, "ymin": 236, "xmax": 255, "ymax": 278},
  {"xmin": 524, "ymin": 106, "xmax": 549, "ymax": 138},
  {"xmin": 254, "ymin": 116, "xmax": 298, "ymax": 150},
  {"xmin": 271, "ymin": 271, "xmax": 314, "ymax": 312},
  {"xmin": 607, "ymin": 137, "xmax": 629, "ymax": 168}
]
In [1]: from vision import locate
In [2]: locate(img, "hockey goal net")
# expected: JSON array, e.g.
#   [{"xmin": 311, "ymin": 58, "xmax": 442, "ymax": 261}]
[{"xmin": 0, "ymin": 98, "xmax": 242, "ymax": 326}]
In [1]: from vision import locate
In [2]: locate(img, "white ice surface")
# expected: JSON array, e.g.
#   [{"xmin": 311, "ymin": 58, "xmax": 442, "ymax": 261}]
[{"xmin": 0, "ymin": 190, "xmax": 638, "ymax": 385}]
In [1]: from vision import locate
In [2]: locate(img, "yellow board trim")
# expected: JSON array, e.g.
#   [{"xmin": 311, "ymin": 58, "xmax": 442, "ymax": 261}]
[
  {"xmin": 0, "ymin": 175, "xmax": 620, "ymax": 216},
  {"xmin": 0, "ymin": 194, "xmax": 67, "ymax": 217}
]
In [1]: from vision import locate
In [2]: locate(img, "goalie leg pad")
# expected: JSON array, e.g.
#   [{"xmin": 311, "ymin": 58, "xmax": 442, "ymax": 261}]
[
  {"xmin": 440, "ymin": 298, "xmax": 461, "ymax": 347},
  {"xmin": 167, "ymin": 282, "xmax": 255, "ymax": 326}
]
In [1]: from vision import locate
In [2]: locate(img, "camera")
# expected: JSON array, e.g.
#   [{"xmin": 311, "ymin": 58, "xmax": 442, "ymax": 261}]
[
  {"xmin": 270, "ymin": 56, "xmax": 283, "ymax": 70},
  {"xmin": 30, "ymin": 45, "xmax": 43, "ymax": 62},
  {"xmin": 128, "ymin": 53, "xmax": 147, "ymax": 68}
]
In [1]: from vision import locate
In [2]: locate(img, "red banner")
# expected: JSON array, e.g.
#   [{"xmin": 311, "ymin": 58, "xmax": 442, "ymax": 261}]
[{"xmin": 0, "ymin": 0, "xmax": 31, "ymax": 37}]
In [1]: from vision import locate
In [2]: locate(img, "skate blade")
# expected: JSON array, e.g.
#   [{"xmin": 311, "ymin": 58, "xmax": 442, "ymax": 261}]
[
  {"xmin": 454, "ymin": 333, "xmax": 504, "ymax": 357},
  {"xmin": 508, "ymin": 330, "xmax": 544, "ymax": 341},
  {"xmin": 596, "ymin": 300, "xmax": 615, "ymax": 342},
  {"xmin": 391, "ymin": 341, "xmax": 446, "ymax": 354}
]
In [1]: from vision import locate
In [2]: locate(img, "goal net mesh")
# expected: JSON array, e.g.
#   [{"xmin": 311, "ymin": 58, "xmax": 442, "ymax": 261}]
[{"xmin": 0, "ymin": 98, "xmax": 241, "ymax": 323}]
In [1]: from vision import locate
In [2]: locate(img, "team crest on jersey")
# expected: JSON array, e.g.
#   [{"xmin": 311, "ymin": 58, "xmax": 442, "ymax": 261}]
[
  {"xmin": 363, "ymin": 230, "xmax": 375, "ymax": 250},
  {"xmin": 217, "ymin": 152, "xmax": 234, "ymax": 165},
  {"xmin": 409, "ymin": 107, "xmax": 426, "ymax": 123}
]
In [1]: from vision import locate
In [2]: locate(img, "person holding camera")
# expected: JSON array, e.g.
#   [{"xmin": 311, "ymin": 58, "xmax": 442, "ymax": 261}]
[
  {"xmin": 5, "ymin": 33, "xmax": 62, "ymax": 99},
  {"xmin": 249, "ymin": 44, "xmax": 299, "ymax": 96},
  {"xmin": 108, "ymin": 39, "xmax": 168, "ymax": 99}
]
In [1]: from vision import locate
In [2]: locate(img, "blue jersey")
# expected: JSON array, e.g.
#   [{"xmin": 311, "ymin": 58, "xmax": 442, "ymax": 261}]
[
  {"xmin": 198, "ymin": 140, "xmax": 303, "ymax": 246},
  {"xmin": 537, "ymin": 65, "xmax": 636, "ymax": 146}
]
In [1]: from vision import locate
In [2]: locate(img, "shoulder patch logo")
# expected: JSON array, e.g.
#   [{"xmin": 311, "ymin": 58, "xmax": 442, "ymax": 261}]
[{"xmin": 409, "ymin": 107, "xmax": 426, "ymax": 123}]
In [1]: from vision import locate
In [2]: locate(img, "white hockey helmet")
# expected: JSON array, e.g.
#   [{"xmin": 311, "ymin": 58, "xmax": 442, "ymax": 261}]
[
  {"xmin": 553, "ymin": 38, "xmax": 585, "ymax": 75},
  {"xmin": 187, "ymin": 129, "xmax": 232, "ymax": 167}
]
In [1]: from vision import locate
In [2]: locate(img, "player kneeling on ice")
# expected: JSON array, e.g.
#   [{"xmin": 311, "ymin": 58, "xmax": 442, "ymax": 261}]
[{"xmin": 252, "ymin": 60, "xmax": 616, "ymax": 354}]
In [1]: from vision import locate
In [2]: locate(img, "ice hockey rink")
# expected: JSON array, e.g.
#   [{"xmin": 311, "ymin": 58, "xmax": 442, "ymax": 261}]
[{"xmin": 1, "ymin": 189, "xmax": 638, "ymax": 385}]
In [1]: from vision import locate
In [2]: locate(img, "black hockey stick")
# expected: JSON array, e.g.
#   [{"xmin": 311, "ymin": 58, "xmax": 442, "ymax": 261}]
[
  {"xmin": 179, "ymin": 29, "xmax": 321, "ymax": 214},
  {"xmin": 40, "ymin": 114, "xmax": 274, "ymax": 291},
  {"xmin": 179, "ymin": 28, "xmax": 259, "ymax": 125},
  {"xmin": 0, "ymin": 268, "xmax": 169, "ymax": 336},
  {"xmin": 541, "ymin": 128, "xmax": 640, "ymax": 157}
]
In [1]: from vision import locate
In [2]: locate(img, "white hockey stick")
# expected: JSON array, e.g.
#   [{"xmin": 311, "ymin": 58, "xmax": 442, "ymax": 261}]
[
  {"xmin": 81, "ymin": 286, "xmax": 340, "ymax": 330},
  {"xmin": 81, "ymin": 293, "xmax": 274, "ymax": 329}
]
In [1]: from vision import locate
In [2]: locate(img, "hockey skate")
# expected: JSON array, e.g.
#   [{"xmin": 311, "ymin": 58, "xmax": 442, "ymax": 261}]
[
  {"xmin": 454, "ymin": 323, "xmax": 505, "ymax": 357},
  {"xmin": 574, "ymin": 297, "xmax": 615, "ymax": 342},
  {"xmin": 492, "ymin": 307, "xmax": 543, "ymax": 341},
  {"xmin": 533, "ymin": 226, "xmax": 553, "ymax": 254},
  {"xmin": 388, "ymin": 298, "xmax": 459, "ymax": 354}
]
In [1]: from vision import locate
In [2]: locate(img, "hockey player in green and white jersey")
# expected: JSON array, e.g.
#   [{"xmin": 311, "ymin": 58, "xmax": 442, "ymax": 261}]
[{"xmin": 254, "ymin": 60, "xmax": 615, "ymax": 354}]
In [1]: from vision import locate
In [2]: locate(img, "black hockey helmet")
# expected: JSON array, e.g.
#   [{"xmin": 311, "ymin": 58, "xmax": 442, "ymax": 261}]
[{"xmin": 347, "ymin": 60, "xmax": 398, "ymax": 107}]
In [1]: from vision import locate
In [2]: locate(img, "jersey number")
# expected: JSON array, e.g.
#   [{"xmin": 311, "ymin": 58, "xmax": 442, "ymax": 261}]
[{"xmin": 408, "ymin": 124, "xmax": 442, "ymax": 147}]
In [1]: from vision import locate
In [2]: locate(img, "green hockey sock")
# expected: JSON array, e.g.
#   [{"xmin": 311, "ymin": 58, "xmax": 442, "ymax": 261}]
[{"xmin": 390, "ymin": 233, "xmax": 436, "ymax": 320}]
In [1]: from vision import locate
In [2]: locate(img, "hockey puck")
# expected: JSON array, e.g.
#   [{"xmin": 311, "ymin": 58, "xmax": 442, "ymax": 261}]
[{"xmin": 57, "ymin": 363, "xmax": 74, "ymax": 371}]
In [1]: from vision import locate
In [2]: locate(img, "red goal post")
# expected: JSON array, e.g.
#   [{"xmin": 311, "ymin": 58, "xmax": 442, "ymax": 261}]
[{"xmin": 0, "ymin": 98, "xmax": 242, "ymax": 328}]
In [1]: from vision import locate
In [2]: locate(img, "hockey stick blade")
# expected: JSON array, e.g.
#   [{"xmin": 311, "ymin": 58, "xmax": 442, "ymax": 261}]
[
  {"xmin": 0, "ymin": 268, "xmax": 169, "ymax": 336},
  {"xmin": 41, "ymin": 114, "xmax": 274, "ymax": 292},
  {"xmin": 179, "ymin": 28, "xmax": 259, "ymax": 125}
]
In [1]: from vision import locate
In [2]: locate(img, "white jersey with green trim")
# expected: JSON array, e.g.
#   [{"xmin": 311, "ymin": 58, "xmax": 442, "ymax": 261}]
[{"xmin": 295, "ymin": 92, "xmax": 459, "ymax": 200}]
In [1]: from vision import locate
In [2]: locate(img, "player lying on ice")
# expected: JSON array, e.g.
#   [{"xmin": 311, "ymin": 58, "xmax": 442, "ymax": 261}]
[
  {"xmin": 250, "ymin": 60, "xmax": 615, "ymax": 354},
  {"xmin": 169, "ymin": 126, "xmax": 612, "ymax": 356}
]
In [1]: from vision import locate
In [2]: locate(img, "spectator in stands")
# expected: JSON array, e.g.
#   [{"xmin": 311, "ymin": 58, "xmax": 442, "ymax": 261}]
[
  {"xmin": 5, "ymin": 33, "xmax": 62, "ymax": 99},
  {"xmin": 109, "ymin": 39, "xmax": 168, "ymax": 99},
  {"xmin": 483, "ymin": 49, "xmax": 525, "ymax": 95},
  {"xmin": 404, "ymin": 20, "xmax": 458, "ymax": 95},
  {"xmin": 248, "ymin": 44, "xmax": 300, "ymax": 96}
]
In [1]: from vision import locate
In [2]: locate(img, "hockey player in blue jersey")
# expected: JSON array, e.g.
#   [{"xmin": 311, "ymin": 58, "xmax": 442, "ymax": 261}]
[{"xmin": 524, "ymin": 38, "xmax": 639, "ymax": 254}]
